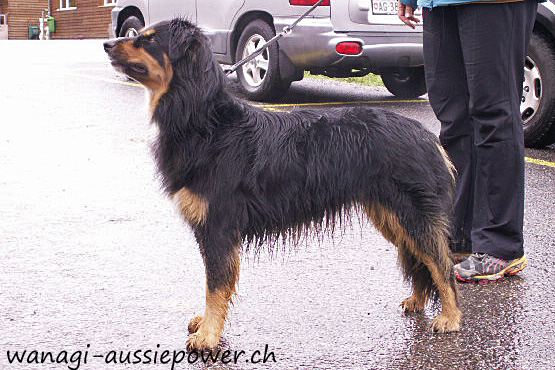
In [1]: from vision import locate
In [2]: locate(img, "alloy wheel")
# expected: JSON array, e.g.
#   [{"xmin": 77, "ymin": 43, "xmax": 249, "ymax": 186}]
[
  {"xmin": 521, "ymin": 56, "xmax": 542, "ymax": 125},
  {"xmin": 241, "ymin": 34, "xmax": 269, "ymax": 87}
]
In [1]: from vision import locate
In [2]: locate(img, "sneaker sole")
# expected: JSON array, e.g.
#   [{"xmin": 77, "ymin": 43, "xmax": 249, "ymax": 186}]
[{"xmin": 455, "ymin": 254, "xmax": 528, "ymax": 284}]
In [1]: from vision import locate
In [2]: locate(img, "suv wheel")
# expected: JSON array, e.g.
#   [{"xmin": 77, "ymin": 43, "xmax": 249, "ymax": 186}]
[
  {"xmin": 380, "ymin": 67, "xmax": 427, "ymax": 99},
  {"xmin": 119, "ymin": 16, "xmax": 144, "ymax": 38},
  {"xmin": 521, "ymin": 32, "xmax": 555, "ymax": 147},
  {"xmin": 235, "ymin": 20, "xmax": 291, "ymax": 101}
]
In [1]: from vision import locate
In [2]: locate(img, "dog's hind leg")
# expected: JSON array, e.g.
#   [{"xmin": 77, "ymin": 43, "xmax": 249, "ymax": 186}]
[
  {"xmin": 186, "ymin": 232, "xmax": 240, "ymax": 350},
  {"xmin": 398, "ymin": 253, "xmax": 431, "ymax": 313},
  {"xmin": 365, "ymin": 203, "xmax": 461, "ymax": 332}
]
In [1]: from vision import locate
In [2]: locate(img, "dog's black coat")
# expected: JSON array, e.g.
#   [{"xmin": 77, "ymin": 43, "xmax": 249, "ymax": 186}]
[
  {"xmin": 105, "ymin": 18, "xmax": 461, "ymax": 348},
  {"xmin": 154, "ymin": 20, "xmax": 453, "ymax": 289}
]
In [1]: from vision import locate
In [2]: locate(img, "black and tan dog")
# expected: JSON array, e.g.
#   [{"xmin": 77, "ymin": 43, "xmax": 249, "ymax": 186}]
[{"xmin": 104, "ymin": 18, "xmax": 461, "ymax": 350}]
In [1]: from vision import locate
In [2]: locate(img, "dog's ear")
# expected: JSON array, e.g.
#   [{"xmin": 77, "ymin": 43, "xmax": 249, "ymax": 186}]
[{"xmin": 168, "ymin": 18, "xmax": 202, "ymax": 62}]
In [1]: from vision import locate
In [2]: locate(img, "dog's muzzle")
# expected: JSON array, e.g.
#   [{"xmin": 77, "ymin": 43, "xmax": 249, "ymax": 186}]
[{"xmin": 103, "ymin": 40, "xmax": 118, "ymax": 53}]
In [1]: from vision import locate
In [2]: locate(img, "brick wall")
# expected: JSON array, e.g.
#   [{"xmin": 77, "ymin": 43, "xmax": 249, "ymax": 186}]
[
  {"xmin": 5, "ymin": 0, "xmax": 48, "ymax": 39},
  {"xmin": 50, "ymin": 0, "xmax": 113, "ymax": 39},
  {"xmin": 2, "ymin": 0, "xmax": 113, "ymax": 39}
]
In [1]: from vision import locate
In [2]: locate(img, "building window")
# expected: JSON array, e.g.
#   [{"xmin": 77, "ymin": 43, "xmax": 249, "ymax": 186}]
[
  {"xmin": 59, "ymin": 0, "xmax": 76, "ymax": 10},
  {"xmin": 97, "ymin": 0, "xmax": 116, "ymax": 7}
]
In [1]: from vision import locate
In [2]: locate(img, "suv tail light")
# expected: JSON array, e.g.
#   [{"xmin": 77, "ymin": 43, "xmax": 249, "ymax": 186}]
[
  {"xmin": 289, "ymin": 0, "xmax": 330, "ymax": 5},
  {"xmin": 336, "ymin": 42, "xmax": 362, "ymax": 55}
]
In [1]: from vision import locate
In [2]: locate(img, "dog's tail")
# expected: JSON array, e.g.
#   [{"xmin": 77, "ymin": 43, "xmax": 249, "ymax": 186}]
[{"xmin": 436, "ymin": 142, "xmax": 456, "ymax": 185}]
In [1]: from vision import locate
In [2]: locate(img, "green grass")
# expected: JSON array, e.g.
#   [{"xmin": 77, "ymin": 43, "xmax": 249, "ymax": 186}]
[{"xmin": 304, "ymin": 71, "xmax": 384, "ymax": 87}]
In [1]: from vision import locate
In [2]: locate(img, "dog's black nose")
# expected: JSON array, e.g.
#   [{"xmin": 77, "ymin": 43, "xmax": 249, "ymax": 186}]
[{"xmin": 103, "ymin": 40, "xmax": 118, "ymax": 52}]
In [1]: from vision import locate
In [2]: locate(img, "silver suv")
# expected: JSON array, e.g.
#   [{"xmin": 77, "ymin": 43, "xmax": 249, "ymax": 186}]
[{"xmin": 111, "ymin": 0, "xmax": 425, "ymax": 101}]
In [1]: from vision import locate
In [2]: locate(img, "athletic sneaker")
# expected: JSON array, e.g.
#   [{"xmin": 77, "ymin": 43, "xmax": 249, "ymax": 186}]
[
  {"xmin": 454, "ymin": 253, "xmax": 528, "ymax": 283},
  {"xmin": 453, "ymin": 252, "xmax": 472, "ymax": 264}
]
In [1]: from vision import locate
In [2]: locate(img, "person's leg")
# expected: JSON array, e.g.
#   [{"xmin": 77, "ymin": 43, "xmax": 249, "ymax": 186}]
[
  {"xmin": 423, "ymin": 6, "xmax": 473, "ymax": 253},
  {"xmin": 457, "ymin": 0, "xmax": 537, "ymax": 261}
]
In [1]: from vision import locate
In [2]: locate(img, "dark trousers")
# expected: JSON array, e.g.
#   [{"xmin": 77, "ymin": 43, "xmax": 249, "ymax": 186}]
[{"xmin": 423, "ymin": 1, "xmax": 537, "ymax": 260}]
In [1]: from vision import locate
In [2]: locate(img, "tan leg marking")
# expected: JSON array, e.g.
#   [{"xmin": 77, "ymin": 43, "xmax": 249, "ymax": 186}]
[
  {"xmin": 365, "ymin": 202, "xmax": 461, "ymax": 332},
  {"xmin": 365, "ymin": 203, "xmax": 429, "ymax": 311},
  {"xmin": 173, "ymin": 187, "xmax": 209, "ymax": 226},
  {"xmin": 401, "ymin": 295, "xmax": 428, "ymax": 313},
  {"xmin": 188, "ymin": 315, "xmax": 203, "ymax": 334},
  {"xmin": 187, "ymin": 246, "xmax": 240, "ymax": 350},
  {"xmin": 419, "ymin": 255, "xmax": 461, "ymax": 332}
]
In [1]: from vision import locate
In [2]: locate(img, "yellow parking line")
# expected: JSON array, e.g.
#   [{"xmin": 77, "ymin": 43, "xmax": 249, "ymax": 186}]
[
  {"xmin": 525, "ymin": 157, "xmax": 555, "ymax": 168},
  {"xmin": 259, "ymin": 106, "xmax": 287, "ymax": 112},
  {"xmin": 65, "ymin": 72, "xmax": 555, "ymax": 170},
  {"xmin": 67, "ymin": 72, "xmax": 427, "ymax": 106},
  {"xmin": 254, "ymin": 99, "xmax": 428, "ymax": 108}
]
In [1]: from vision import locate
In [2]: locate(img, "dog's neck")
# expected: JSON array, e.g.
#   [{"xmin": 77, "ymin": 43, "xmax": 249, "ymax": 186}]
[{"xmin": 150, "ymin": 57, "xmax": 247, "ymax": 194}]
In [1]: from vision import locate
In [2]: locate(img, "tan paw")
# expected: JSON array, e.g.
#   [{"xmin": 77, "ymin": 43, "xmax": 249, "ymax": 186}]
[
  {"xmin": 401, "ymin": 295, "xmax": 426, "ymax": 312},
  {"xmin": 186, "ymin": 329, "xmax": 221, "ymax": 351},
  {"xmin": 431, "ymin": 313, "xmax": 461, "ymax": 333},
  {"xmin": 188, "ymin": 315, "xmax": 203, "ymax": 334}
]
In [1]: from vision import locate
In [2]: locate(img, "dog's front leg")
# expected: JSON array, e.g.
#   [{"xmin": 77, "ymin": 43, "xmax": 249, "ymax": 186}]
[{"xmin": 186, "ymin": 230, "xmax": 240, "ymax": 351}]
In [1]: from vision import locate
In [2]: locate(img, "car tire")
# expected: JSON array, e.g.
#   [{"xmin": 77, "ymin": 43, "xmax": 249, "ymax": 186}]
[
  {"xmin": 380, "ymin": 67, "xmax": 427, "ymax": 99},
  {"xmin": 119, "ymin": 16, "xmax": 144, "ymax": 38},
  {"xmin": 522, "ymin": 32, "xmax": 555, "ymax": 148},
  {"xmin": 235, "ymin": 20, "xmax": 291, "ymax": 102}
]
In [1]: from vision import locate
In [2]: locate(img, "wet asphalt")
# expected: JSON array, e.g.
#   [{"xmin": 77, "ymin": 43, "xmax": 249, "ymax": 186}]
[{"xmin": 1, "ymin": 40, "xmax": 554, "ymax": 370}]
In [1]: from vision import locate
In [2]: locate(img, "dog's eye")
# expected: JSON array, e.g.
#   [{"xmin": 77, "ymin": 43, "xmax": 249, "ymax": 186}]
[
  {"xmin": 142, "ymin": 32, "xmax": 156, "ymax": 43},
  {"xmin": 137, "ymin": 32, "xmax": 155, "ymax": 43},
  {"xmin": 134, "ymin": 33, "xmax": 156, "ymax": 48}
]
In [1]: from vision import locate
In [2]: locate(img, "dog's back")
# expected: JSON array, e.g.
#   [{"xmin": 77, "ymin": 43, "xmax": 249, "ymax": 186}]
[{"xmin": 224, "ymin": 105, "xmax": 454, "ymax": 245}]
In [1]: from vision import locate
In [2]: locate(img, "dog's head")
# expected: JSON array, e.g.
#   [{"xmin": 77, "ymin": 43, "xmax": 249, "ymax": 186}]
[{"xmin": 103, "ymin": 18, "xmax": 209, "ymax": 91}]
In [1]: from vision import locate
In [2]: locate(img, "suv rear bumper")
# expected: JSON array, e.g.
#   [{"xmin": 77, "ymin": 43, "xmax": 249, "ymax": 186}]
[{"xmin": 273, "ymin": 17, "xmax": 423, "ymax": 74}]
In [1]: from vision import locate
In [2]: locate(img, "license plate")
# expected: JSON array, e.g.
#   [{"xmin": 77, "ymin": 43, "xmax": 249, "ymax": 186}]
[{"xmin": 371, "ymin": 0, "xmax": 399, "ymax": 15}]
